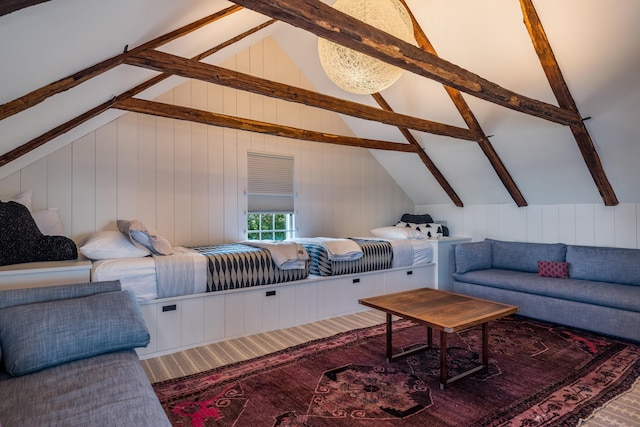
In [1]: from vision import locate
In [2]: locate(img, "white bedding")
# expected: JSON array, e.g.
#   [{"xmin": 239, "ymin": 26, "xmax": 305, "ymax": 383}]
[
  {"xmin": 92, "ymin": 257, "xmax": 158, "ymax": 301},
  {"xmin": 91, "ymin": 239, "xmax": 434, "ymax": 303},
  {"xmin": 355, "ymin": 237, "xmax": 433, "ymax": 267},
  {"xmin": 289, "ymin": 237, "xmax": 364, "ymax": 261},
  {"xmin": 408, "ymin": 239, "xmax": 434, "ymax": 266}
]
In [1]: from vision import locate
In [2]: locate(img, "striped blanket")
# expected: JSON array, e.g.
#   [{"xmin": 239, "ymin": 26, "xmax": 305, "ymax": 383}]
[
  {"xmin": 300, "ymin": 238, "xmax": 393, "ymax": 276},
  {"xmin": 192, "ymin": 244, "xmax": 310, "ymax": 292}
]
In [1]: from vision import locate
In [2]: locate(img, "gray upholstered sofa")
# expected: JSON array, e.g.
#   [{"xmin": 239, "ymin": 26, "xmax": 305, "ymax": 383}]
[
  {"xmin": 0, "ymin": 280, "xmax": 170, "ymax": 427},
  {"xmin": 450, "ymin": 239, "xmax": 640, "ymax": 342}
]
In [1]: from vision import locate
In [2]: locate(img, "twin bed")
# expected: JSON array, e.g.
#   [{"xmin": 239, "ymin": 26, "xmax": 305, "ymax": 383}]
[{"xmin": 89, "ymin": 214, "xmax": 437, "ymax": 302}]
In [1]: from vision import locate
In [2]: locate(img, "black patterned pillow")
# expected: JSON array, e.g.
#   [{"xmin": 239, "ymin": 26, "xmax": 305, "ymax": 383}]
[
  {"xmin": 400, "ymin": 213, "xmax": 434, "ymax": 224},
  {"xmin": 0, "ymin": 201, "xmax": 77, "ymax": 266}
]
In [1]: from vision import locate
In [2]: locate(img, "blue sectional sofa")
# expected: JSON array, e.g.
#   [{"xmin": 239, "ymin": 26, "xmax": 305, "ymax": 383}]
[
  {"xmin": 0, "ymin": 281, "xmax": 170, "ymax": 427},
  {"xmin": 450, "ymin": 239, "xmax": 640, "ymax": 342}
]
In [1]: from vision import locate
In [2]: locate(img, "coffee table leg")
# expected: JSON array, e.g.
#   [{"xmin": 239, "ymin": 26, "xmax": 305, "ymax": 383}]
[
  {"xmin": 386, "ymin": 313, "xmax": 393, "ymax": 362},
  {"xmin": 427, "ymin": 327, "xmax": 433, "ymax": 347},
  {"xmin": 482, "ymin": 322, "xmax": 489, "ymax": 370},
  {"xmin": 440, "ymin": 331, "xmax": 448, "ymax": 389}
]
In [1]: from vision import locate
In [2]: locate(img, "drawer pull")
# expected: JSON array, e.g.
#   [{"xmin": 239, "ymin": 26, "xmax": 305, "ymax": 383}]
[
  {"xmin": 266, "ymin": 290, "xmax": 276, "ymax": 297},
  {"xmin": 406, "ymin": 270, "xmax": 413, "ymax": 276},
  {"xmin": 353, "ymin": 278, "xmax": 360, "ymax": 284},
  {"xmin": 162, "ymin": 304, "xmax": 177, "ymax": 312}
]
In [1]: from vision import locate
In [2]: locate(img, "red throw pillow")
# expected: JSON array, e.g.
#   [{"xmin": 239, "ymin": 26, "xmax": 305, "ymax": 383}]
[{"xmin": 538, "ymin": 260, "xmax": 569, "ymax": 279}]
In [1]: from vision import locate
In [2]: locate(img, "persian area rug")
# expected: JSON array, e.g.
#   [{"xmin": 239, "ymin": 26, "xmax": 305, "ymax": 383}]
[{"xmin": 152, "ymin": 316, "xmax": 640, "ymax": 427}]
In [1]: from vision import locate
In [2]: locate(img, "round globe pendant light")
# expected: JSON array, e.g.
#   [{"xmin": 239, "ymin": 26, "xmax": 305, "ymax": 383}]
[{"xmin": 318, "ymin": 0, "xmax": 415, "ymax": 95}]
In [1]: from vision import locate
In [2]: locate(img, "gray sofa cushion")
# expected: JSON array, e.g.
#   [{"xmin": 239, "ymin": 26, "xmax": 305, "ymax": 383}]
[
  {"xmin": 567, "ymin": 245, "xmax": 640, "ymax": 286},
  {"xmin": 454, "ymin": 241, "xmax": 491, "ymax": 273},
  {"xmin": 486, "ymin": 239, "xmax": 566, "ymax": 273},
  {"xmin": 0, "ymin": 290, "xmax": 149, "ymax": 376},
  {"xmin": 453, "ymin": 269, "xmax": 640, "ymax": 313},
  {"xmin": 0, "ymin": 350, "xmax": 171, "ymax": 427},
  {"xmin": 0, "ymin": 280, "xmax": 121, "ymax": 309}
]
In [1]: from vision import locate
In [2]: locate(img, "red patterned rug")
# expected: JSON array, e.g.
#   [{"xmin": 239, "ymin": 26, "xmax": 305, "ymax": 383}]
[{"xmin": 153, "ymin": 316, "xmax": 640, "ymax": 426}]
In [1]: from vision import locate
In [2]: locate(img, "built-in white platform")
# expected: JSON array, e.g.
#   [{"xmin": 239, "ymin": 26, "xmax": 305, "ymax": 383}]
[
  {"xmin": 0, "ymin": 259, "xmax": 92, "ymax": 290},
  {"xmin": 136, "ymin": 263, "xmax": 436, "ymax": 359}
]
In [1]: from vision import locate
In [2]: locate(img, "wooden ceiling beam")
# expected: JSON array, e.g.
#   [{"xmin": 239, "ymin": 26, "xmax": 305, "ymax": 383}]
[
  {"xmin": 372, "ymin": 93, "xmax": 464, "ymax": 207},
  {"xmin": 0, "ymin": 20, "xmax": 272, "ymax": 167},
  {"xmin": 0, "ymin": 5, "xmax": 243, "ymax": 121},
  {"xmin": 125, "ymin": 49, "xmax": 477, "ymax": 142},
  {"xmin": 0, "ymin": 0, "xmax": 51, "ymax": 17},
  {"xmin": 520, "ymin": 0, "xmax": 618, "ymax": 206},
  {"xmin": 230, "ymin": 0, "xmax": 581, "ymax": 127},
  {"xmin": 115, "ymin": 98, "xmax": 418, "ymax": 154},
  {"xmin": 400, "ymin": 0, "xmax": 527, "ymax": 207}
]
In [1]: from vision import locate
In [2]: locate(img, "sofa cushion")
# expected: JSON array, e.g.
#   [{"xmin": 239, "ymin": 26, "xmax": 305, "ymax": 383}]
[
  {"xmin": 0, "ymin": 290, "xmax": 149, "ymax": 376},
  {"xmin": 486, "ymin": 239, "xmax": 566, "ymax": 273},
  {"xmin": 455, "ymin": 242, "xmax": 492, "ymax": 273},
  {"xmin": 0, "ymin": 280, "xmax": 122, "ymax": 310},
  {"xmin": 567, "ymin": 245, "xmax": 640, "ymax": 286},
  {"xmin": 0, "ymin": 350, "xmax": 172, "ymax": 427},
  {"xmin": 538, "ymin": 260, "xmax": 569, "ymax": 279},
  {"xmin": 453, "ymin": 269, "xmax": 640, "ymax": 313}
]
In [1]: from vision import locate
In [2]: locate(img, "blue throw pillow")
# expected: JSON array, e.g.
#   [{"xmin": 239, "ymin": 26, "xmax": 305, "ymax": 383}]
[
  {"xmin": 0, "ymin": 290, "xmax": 149, "ymax": 376},
  {"xmin": 455, "ymin": 241, "xmax": 492, "ymax": 273}
]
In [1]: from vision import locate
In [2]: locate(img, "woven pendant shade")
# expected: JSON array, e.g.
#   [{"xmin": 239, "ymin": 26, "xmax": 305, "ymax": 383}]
[{"xmin": 318, "ymin": 0, "xmax": 415, "ymax": 94}]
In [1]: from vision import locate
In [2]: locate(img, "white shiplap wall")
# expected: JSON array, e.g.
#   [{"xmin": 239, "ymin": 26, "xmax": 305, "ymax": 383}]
[
  {"xmin": 417, "ymin": 203, "xmax": 640, "ymax": 249},
  {"xmin": 0, "ymin": 38, "xmax": 413, "ymax": 246}
]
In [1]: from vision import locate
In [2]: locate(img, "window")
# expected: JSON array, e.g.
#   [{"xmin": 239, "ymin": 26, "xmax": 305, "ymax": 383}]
[
  {"xmin": 247, "ymin": 152, "xmax": 295, "ymax": 240},
  {"xmin": 247, "ymin": 213, "xmax": 296, "ymax": 240}
]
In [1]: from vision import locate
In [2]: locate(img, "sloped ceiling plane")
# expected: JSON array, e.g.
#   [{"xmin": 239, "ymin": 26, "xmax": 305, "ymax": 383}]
[{"xmin": 1, "ymin": 0, "xmax": 639, "ymax": 206}]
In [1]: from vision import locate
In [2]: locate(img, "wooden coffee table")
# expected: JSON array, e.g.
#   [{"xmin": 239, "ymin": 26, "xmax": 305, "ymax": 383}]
[{"xmin": 359, "ymin": 288, "xmax": 518, "ymax": 389}]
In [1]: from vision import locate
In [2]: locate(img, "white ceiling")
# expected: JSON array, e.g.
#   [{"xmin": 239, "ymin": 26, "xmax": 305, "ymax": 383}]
[{"xmin": 1, "ymin": 0, "xmax": 639, "ymax": 206}]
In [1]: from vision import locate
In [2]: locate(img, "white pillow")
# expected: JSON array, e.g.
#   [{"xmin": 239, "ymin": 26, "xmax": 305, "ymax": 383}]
[
  {"xmin": 31, "ymin": 208, "xmax": 66, "ymax": 236},
  {"xmin": 371, "ymin": 226, "xmax": 425, "ymax": 240},
  {"xmin": 117, "ymin": 219, "xmax": 173, "ymax": 255},
  {"xmin": 416, "ymin": 223, "xmax": 443, "ymax": 238},
  {"xmin": 80, "ymin": 231, "xmax": 151, "ymax": 260},
  {"xmin": 0, "ymin": 190, "xmax": 32, "ymax": 212}
]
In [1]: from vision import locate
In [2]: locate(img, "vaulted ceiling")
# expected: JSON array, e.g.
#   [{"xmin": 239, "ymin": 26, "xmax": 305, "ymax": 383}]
[{"xmin": 1, "ymin": 0, "xmax": 639, "ymax": 206}]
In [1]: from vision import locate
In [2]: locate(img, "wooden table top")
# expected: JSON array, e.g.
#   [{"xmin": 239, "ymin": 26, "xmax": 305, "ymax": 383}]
[{"xmin": 359, "ymin": 288, "xmax": 518, "ymax": 333}]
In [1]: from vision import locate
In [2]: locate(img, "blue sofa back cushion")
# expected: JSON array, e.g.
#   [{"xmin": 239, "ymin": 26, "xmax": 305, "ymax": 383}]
[
  {"xmin": 486, "ymin": 239, "xmax": 567, "ymax": 273},
  {"xmin": 567, "ymin": 245, "xmax": 640, "ymax": 286},
  {"xmin": 0, "ymin": 280, "xmax": 121, "ymax": 309},
  {"xmin": 0, "ymin": 289, "xmax": 150, "ymax": 376},
  {"xmin": 455, "ymin": 242, "xmax": 492, "ymax": 273}
]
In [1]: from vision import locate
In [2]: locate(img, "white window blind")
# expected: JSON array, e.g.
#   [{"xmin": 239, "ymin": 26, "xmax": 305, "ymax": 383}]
[{"xmin": 247, "ymin": 152, "xmax": 294, "ymax": 213}]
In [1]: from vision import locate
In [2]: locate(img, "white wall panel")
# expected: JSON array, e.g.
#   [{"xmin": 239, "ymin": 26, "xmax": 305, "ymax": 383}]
[
  {"xmin": 613, "ymin": 204, "xmax": 636, "ymax": 248},
  {"xmin": 71, "ymin": 133, "xmax": 96, "ymax": 239},
  {"xmin": 417, "ymin": 202, "xmax": 640, "ymax": 249},
  {"xmin": 575, "ymin": 204, "xmax": 595, "ymax": 246},
  {"xmin": 95, "ymin": 121, "xmax": 118, "ymax": 229},
  {"xmin": 541, "ymin": 205, "xmax": 559, "ymax": 243},
  {"xmin": 137, "ymin": 114, "xmax": 158, "ymax": 229},
  {"xmin": 117, "ymin": 113, "xmax": 138, "ymax": 222},
  {"xmin": 525, "ymin": 205, "xmax": 543, "ymax": 243},
  {"xmin": 594, "ymin": 205, "xmax": 615, "ymax": 247},
  {"xmin": 558, "ymin": 205, "xmax": 577, "ymax": 244},
  {"xmin": 46, "ymin": 146, "xmax": 72, "ymax": 235},
  {"xmin": 20, "ymin": 158, "xmax": 47, "ymax": 210}
]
